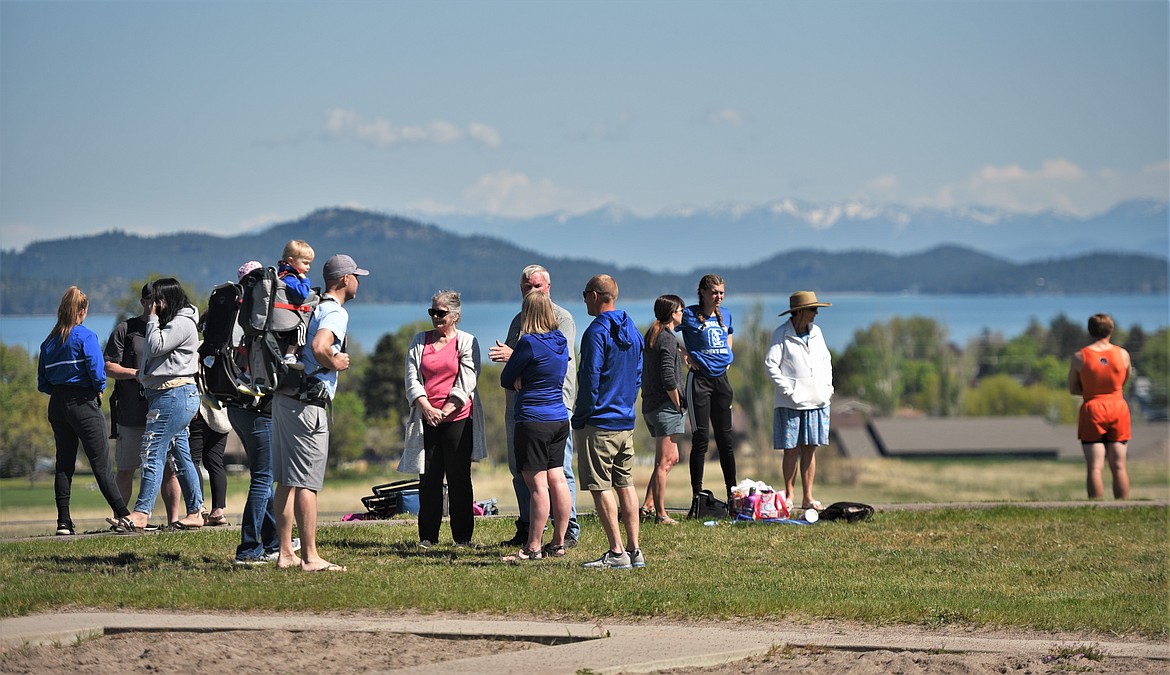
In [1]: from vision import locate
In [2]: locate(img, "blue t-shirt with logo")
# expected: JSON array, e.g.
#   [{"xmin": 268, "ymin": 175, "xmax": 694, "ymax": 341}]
[{"xmin": 676, "ymin": 305, "xmax": 734, "ymax": 377}]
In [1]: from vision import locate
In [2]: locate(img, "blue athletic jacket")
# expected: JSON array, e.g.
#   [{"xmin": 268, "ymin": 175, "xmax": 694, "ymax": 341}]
[
  {"xmin": 38, "ymin": 325, "xmax": 106, "ymax": 394},
  {"xmin": 500, "ymin": 330, "xmax": 569, "ymax": 422},
  {"xmin": 572, "ymin": 310, "xmax": 643, "ymax": 431}
]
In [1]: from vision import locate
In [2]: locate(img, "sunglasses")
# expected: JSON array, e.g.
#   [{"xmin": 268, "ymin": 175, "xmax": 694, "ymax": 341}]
[
  {"xmin": 582, "ymin": 289, "xmax": 596, "ymax": 299},
  {"xmin": 427, "ymin": 308, "xmax": 450, "ymax": 318}
]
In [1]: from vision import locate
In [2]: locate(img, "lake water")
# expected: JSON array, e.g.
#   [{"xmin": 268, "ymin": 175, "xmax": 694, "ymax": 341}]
[{"xmin": 3, "ymin": 293, "xmax": 1166, "ymax": 357}]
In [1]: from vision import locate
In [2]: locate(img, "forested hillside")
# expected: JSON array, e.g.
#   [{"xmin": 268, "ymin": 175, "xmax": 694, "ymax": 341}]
[{"xmin": 2, "ymin": 208, "xmax": 1166, "ymax": 314}]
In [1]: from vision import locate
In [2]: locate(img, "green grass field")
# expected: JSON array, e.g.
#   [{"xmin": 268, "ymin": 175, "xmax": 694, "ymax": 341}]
[{"xmin": 0, "ymin": 506, "xmax": 1165, "ymax": 638}]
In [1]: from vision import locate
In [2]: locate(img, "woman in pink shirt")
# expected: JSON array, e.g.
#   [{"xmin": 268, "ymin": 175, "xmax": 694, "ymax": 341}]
[{"xmin": 402, "ymin": 291, "xmax": 486, "ymax": 547}]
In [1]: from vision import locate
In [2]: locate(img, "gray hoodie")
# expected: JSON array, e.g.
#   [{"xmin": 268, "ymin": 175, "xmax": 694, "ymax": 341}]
[{"xmin": 139, "ymin": 305, "xmax": 200, "ymax": 389}]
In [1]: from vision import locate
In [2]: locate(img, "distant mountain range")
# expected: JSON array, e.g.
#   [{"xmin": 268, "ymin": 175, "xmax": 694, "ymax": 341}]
[
  {"xmin": 423, "ymin": 198, "xmax": 1169, "ymax": 270},
  {"xmin": 2, "ymin": 207, "xmax": 1166, "ymax": 314}
]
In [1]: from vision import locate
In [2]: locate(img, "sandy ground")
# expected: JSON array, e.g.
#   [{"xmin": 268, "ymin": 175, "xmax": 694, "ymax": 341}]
[{"xmin": 1, "ymin": 615, "xmax": 1164, "ymax": 674}]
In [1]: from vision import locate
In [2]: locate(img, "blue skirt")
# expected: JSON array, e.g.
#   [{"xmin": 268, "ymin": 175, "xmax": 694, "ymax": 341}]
[{"xmin": 773, "ymin": 406, "xmax": 830, "ymax": 449}]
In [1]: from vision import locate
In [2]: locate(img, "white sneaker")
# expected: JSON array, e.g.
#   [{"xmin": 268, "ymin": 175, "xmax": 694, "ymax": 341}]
[
  {"xmin": 582, "ymin": 550, "xmax": 632, "ymax": 569},
  {"xmin": 260, "ymin": 537, "xmax": 301, "ymax": 562},
  {"xmin": 627, "ymin": 548, "xmax": 646, "ymax": 568}
]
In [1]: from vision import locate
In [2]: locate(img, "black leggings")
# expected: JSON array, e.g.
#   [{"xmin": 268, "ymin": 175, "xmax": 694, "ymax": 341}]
[
  {"xmin": 188, "ymin": 414, "xmax": 228, "ymax": 511},
  {"xmin": 420, "ymin": 418, "xmax": 475, "ymax": 544},
  {"xmin": 48, "ymin": 387, "xmax": 129, "ymax": 523},
  {"xmin": 686, "ymin": 371, "xmax": 736, "ymax": 498}
]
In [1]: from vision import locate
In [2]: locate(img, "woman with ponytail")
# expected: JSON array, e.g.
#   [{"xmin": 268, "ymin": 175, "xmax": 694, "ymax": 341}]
[
  {"xmin": 38, "ymin": 287, "xmax": 131, "ymax": 535},
  {"xmin": 638, "ymin": 294, "xmax": 686, "ymax": 525},
  {"xmin": 675, "ymin": 274, "xmax": 737, "ymax": 504}
]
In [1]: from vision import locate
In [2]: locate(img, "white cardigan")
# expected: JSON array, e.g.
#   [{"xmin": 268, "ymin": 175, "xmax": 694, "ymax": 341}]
[
  {"xmin": 398, "ymin": 329, "xmax": 488, "ymax": 474},
  {"xmin": 764, "ymin": 319, "xmax": 834, "ymax": 410}
]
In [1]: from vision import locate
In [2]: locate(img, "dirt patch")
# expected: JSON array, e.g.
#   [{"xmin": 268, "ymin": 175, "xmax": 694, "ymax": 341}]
[
  {"xmin": 661, "ymin": 645, "xmax": 1165, "ymax": 674},
  {"xmin": 0, "ymin": 629, "xmax": 538, "ymax": 674}
]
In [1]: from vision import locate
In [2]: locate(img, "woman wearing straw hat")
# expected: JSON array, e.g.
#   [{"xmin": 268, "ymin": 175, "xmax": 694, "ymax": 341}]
[{"xmin": 765, "ymin": 291, "xmax": 834, "ymax": 512}]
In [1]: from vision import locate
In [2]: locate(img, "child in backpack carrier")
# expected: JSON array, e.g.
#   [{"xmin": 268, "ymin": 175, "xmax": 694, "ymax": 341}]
[{"xmin": 277, "ymin": 239, "xmax": 314, "ymax": 371}]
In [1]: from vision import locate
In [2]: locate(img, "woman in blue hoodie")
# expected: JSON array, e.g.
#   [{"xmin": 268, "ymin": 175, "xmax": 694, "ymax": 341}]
[
  {"xmin": 38, "ymin": 287, "xmax": 132, "ymax": 535},
  {"xmin": 500, "ymin": 291, "xmax": 571, "ymax": 561},
  {"xmin": 114, "ymin": 278, "xmax": 205, "ymax": 531}
]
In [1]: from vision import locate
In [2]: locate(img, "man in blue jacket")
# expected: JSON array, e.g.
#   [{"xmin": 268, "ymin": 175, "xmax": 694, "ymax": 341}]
[{"xmin": 573, "ymin": 274, "xmax": 645, "ymax": 569}]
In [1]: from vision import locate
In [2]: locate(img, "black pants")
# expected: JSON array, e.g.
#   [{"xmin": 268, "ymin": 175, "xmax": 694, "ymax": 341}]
[
  {"xmin": 686, "ymin": 371, "xmax": 737, "ymax": 497},
  {"xmin": 419, "ymin": 418, "xmax": 474, "ymax": 544},
  {"xmin": 188, "ymin": 414, "xmax": 228, "ymax": 510},
  {"xmin": 48, "ymin": 387, "xmax": 129, "ymax": 523}
]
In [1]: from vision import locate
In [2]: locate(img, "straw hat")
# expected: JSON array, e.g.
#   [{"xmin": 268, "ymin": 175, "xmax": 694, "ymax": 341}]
[{"xmin": 779, "ymin": 290, "xmax": 832, "ymax": 315}]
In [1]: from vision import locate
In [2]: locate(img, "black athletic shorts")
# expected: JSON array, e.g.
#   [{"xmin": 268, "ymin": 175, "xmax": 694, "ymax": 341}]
[{"xmin": 514, "ymin": 420, "xmax": 569, "ymax": 472}]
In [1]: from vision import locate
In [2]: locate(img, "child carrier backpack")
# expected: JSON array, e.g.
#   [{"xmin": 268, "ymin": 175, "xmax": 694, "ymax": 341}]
[
  {"xmin": 197, "ymin": 281, "xmax": 253, "ymax": 407},
  {"xmin": 238, "ymin": 265, "xmax": 319, "ymax": 395}
]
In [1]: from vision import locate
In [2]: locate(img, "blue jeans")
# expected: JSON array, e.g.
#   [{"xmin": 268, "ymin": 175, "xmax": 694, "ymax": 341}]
[
  {"xmin": 134, "ymin": 384, "xmax": 203, "ymax": 516},
  {"xmin": 507, "ymin": 402, "xmax": 580, "ymax": 540},
  {"xmin": 229, "ymin": 406, "xmax": 277, "ymax": 559}
]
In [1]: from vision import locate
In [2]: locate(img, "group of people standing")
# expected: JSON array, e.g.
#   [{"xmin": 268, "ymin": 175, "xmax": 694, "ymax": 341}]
[
  {"xmin": 399, "ymin": 264, "xmax": 843, "ymax": 569},
  {"xmin": 38, "ymin": 252, "xmax": 1134, "ymax": 570}
]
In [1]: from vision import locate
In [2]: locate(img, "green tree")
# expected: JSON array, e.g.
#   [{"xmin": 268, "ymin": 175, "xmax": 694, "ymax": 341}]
[
  {"xmin": 0, "ymin": 345, "xmax": 55, "ymax": 478},
  {"xmin": 327, "ymin": 391, "xmax": 369, "ymax": 469},
  {"xmin": 962, "ymin": 374, "xmax": 1078, "ymax": 423}
]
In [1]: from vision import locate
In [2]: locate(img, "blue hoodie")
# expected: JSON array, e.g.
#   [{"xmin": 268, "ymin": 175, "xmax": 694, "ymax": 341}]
[
  {"xmin": 572, "ymin": 310, "xmax": 643, "ymax": 431},
  {"xmin": 500, "ymin": 330, "xmax": 569, "ymax": 422}
]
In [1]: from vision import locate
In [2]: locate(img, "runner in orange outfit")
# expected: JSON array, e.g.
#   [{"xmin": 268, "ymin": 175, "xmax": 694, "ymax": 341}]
[{"xmin": 1068, "ymin": 313, "xmax": 1132, "ymax": 499}]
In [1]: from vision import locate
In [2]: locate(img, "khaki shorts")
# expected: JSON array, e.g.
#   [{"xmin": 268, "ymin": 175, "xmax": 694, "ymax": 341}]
[
  {"xmin": 575, "ymin": 426, "xmax": 635, "ymax": 491},
  {"xmin": 115, "ymin": 425, "xmax": 145, "ymax": 471}
]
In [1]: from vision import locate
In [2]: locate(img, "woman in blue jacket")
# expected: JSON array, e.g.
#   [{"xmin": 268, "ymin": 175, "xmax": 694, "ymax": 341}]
[
  {"xmin": 500, "ymin": 291, "xmax": 571, "ymax": 561},
  {"xmin": 38, "ymin": 287, "xmax": 132, "ymax": 535}
]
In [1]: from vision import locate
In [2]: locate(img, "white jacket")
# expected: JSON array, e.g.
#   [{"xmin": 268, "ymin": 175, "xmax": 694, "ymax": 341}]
[
  {"xmin": 399, "ymin": 329, "xmax": 488, "ymax": 474},
  {"xmin": 764, "ymin": 319, "xmax": 834, "ymax": 410}
]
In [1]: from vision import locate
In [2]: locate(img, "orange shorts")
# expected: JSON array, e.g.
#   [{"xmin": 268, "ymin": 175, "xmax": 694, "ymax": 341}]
[{"xmin": 1077, "ymin": 396, "xmax": 1131, "ymax": 443}]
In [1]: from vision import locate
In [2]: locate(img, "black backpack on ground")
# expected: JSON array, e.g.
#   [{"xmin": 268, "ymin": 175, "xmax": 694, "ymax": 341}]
[
  {"xmin": 687, "ymin": 490, "xmax": 729, "ymax": 519},
  {"xmin": 819, "ymin": 501, "xmax": 875, "ymax": 523}
]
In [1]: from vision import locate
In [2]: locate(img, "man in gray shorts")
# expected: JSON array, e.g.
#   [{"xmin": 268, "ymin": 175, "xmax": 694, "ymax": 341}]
[
  {"xmin": 273, "ymin": 253, "xmax": 368, "ymax": 573},
  {"xmin": 572, "ymin": 274, "xmax": 645, "ymax": 569},
  {"xmin": 104, "ymin": 284, "xmax": 180, "ymax": 524}
]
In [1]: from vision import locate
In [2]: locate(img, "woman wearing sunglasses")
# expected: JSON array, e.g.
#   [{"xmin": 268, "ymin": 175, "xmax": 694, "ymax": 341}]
[
  {"xmin": 764, "ymin": 291, "xmax": 834, "ymax": 513},
  {"xmin": 401, "ymin": 290, "xmax": 486, "ymax": 547}
]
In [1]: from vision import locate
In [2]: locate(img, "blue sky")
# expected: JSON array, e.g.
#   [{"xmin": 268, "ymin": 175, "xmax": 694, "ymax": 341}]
[{"xmin": 2, "ymin": 0, "xmax": 1167, "ymax": 251}]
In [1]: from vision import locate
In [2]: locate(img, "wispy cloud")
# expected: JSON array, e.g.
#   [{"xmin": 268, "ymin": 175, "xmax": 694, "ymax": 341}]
[
  {"xmin": 919, "ymin": 159, "xmax": 1169, "ymax": 215},
  {"xmin": 324, "ymin": 109, "xmax": 502, "ymax": 149},
  {"xmin": 703, "ymin": 107, "xmax": 745, "ymax": 127},
  {"xmin": 565, "ymin": 112, "xmax": 635, "ymax": 143},
  {"xmin": 409, "ymin": 170, "xmax": 612, "ymax": 218}
]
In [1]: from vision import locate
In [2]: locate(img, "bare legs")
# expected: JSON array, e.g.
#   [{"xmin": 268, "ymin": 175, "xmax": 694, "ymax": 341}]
[
  {"xmin": 521, "ymin": 467, "xmax": 570, "ymax": 552},
  {"xmin": 641, "ymin": 434, "xmax": 680, "ymax": 517},
  {"xmin": 276, "ymin": 483, "xmax": 345, "ymax": 572},
  {"xmin": 1083, "ymin": 442, "xmax": 1130, "ymax": 499},
  {"xmin": 593, "ymin": 485, "xmax": 640, "ymax": 554},
  {"xmin": 782, "ymin": 445, "xmax": 818, "ymax": 508}
]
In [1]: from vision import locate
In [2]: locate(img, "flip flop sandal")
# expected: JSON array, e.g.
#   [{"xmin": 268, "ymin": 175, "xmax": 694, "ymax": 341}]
[
  {"xmin": 203, "ymin": 513, "xmax": 230, "ymax": 527},
  {"xmin": 541, "ymin": 542, "xmax": 567, "ymax": 557},
  {"xmin": 168, "ymin": 521, "xmax": 202, "ymax": 531},
  {"xmin": 105, "ymin": 516, "xmax": 138, "ymax": 533},
  {"xmin": 655, "ymin": 515, "xmax": 679, "ymax": 526},
  {"xmin": 501, "ymin": 546, "xmax": 543, "ymax": 563},
  {"xmin": 802, "ymin": 500, "xmax": 823, "ymax": 510}
]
